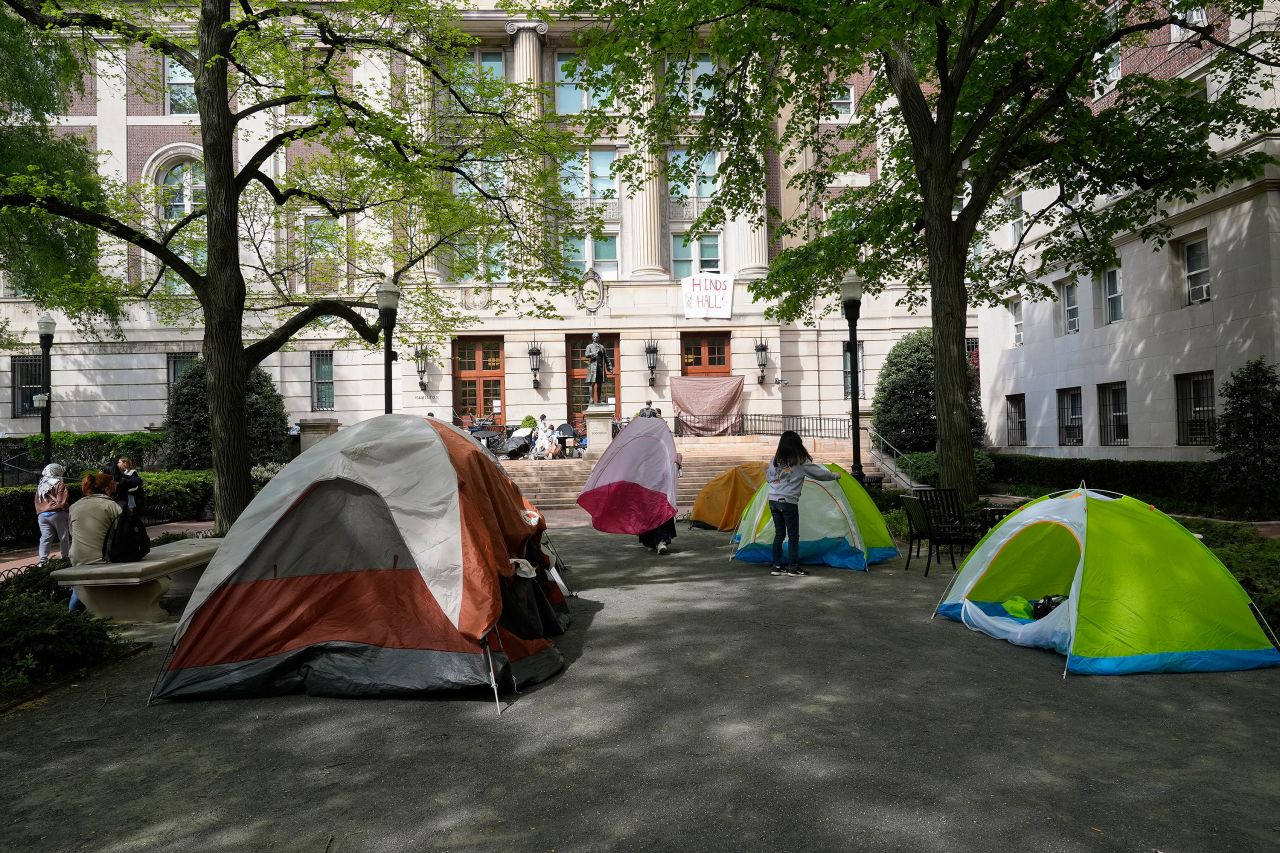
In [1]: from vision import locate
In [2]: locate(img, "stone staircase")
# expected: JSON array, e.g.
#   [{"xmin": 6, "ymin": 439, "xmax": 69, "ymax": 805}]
[{"xmin": 501, "ymin": 434, "xmax": 882, "ymax": 512}]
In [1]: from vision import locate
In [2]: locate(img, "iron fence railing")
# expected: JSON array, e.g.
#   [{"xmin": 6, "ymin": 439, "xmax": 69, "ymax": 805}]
[
  {"xmin": 864, "ymin": 425, "xmax": 918, "ymax": 490},
  {"xmin": 674, "ymin": 413, "xmax": 852, "ymax": 440}
]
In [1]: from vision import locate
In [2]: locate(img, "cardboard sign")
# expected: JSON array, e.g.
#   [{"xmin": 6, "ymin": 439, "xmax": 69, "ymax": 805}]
[{"xmin": 681, "ymin": 273, "xmax": 735, "ymax": 319}]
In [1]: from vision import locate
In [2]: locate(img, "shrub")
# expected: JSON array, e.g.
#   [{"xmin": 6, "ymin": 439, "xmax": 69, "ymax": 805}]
[
  {"xmin": 901, "ymin": 450, "xmax": 994, "ymax": 489},
  {"xmin": 0, "ymin": 560, "xmax": 123, "ymax": 691},
  {"xmin": 520, "ymin": 415, "xmax": 538, "ymax": 429},
  {"xmin": 881, "ymin": 508, "xmax": 909, "ymax": 543},
  {"xmin": 0, "ymin": 471, "xmax": 214, "ymax": 544},
  {"xmin": 1212, "ymin": 358, "xmax": 1280, "ymax": 516},
  {"xmin": 164, "ymin": 359, "xmax": 290, "ymax": 470},
  {"xmin": 22, "ymin": 431, "xmax": 168, "ymax": 475},
  {"xmin": 872, "ymin": 329, "xmax": 985, "ymax": 452}
]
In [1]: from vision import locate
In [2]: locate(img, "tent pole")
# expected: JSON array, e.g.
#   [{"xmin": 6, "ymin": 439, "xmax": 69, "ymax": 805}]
[
  {"xmin": 1251, "ymin": 601, "xmax": 1280, "ymax": 650},
  {"xmin": 146, "ymin": 636, "xmax": 181, "ymax": 706},
  {"xmin": 481, "ymin": 639, "xmax": 502, "ymax": 715},
  {"xmin": 930, "ymin": 569, "xmax": 964, "ymax": 620},
  {"xmin": 492, "ymin": 628, "xmax": 521, "ymax": 695}
]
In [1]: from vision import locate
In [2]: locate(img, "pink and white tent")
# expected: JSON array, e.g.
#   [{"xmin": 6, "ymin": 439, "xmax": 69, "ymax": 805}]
[{"xmin": 576, "ymin": 417, "xmax": 679, "ymax": 534}]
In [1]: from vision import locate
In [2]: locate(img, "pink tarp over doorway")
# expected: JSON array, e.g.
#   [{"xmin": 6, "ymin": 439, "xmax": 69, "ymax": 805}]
[{"xmin": 670, "ymin": 375, "xmax": 744, "ymax": 436}]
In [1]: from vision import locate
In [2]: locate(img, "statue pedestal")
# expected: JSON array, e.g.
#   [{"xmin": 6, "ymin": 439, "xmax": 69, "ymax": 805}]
[{"xmin": 584, "ymin": 404, "xmax": 615, "ymax": 462}]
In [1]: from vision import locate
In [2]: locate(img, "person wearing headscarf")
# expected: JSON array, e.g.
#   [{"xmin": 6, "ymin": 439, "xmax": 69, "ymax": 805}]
[{"xmin": 33, "ymin": 463, "xmax": 72, "ymax": 566}]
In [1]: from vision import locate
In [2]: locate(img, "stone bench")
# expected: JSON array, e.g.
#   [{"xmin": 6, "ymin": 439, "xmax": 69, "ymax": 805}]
[{"xmin": 51, "ymin": 538, "xmax": 223, "ymax": 623}]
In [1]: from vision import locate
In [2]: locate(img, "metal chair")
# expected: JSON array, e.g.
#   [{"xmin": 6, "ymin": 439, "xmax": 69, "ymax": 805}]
[
  {"xmin": 899, "ymin": 495, "xmax": 931, "ymax": 574},
  {"xmin": 910, "ymin": 489, "xmax": 981, "ymax": 574}
]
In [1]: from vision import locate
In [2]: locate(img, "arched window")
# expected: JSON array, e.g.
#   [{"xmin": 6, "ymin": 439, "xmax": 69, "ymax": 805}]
[{"xmin": 160, "ymin": 161, "xmax": 205, "ymax": 221}]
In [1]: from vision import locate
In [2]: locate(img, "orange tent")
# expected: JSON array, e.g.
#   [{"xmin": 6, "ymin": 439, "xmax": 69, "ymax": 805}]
[
  {"xmin": 690, "ymin": 462, "xmax": 768, "ymax": 531},
  {"xmin": 152, "ymin": 415, "xmax": 567, "ymax": 700}
]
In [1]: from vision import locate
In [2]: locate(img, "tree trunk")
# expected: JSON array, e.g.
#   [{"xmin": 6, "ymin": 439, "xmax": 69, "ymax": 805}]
[
  {"xmin": 927, "ymin": 215, "xmax": 980, "ymax": 505},
  {"xmin": 198, "ymin": 0, "xmax": 254, "ymax": 533}
]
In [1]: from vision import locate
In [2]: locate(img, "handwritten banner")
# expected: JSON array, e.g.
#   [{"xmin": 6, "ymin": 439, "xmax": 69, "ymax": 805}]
[{"xmin": 681, "ymin": 273, "xmax": 735, "ymax": 319}]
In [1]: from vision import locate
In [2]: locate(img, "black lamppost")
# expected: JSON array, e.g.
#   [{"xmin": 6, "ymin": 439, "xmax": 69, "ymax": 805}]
[
  {"xmin": 36, "ymin": 315, "xmax": 56, "ymax": 465},
  {"xmin": 376, "ymin": 276, "xmax": 400, "ymax": 414},
  {"xmin": 840, "ymin": 273, "xmax": 865, "ymax": 484}
]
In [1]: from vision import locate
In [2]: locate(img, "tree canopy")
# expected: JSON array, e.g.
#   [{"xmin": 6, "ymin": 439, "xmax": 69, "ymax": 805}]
[
  {"xmin": 0, "ymin": 0, "xmax": 590, "ymax": 529},
  {"xmin": 553, "ymin": 0, "xmax": 1280, "ymax": 500}
]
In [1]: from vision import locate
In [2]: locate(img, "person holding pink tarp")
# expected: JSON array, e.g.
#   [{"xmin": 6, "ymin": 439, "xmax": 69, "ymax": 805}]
[{"xmin": 576, "ymin": 416, "xmax": 680, "ymax": 554}]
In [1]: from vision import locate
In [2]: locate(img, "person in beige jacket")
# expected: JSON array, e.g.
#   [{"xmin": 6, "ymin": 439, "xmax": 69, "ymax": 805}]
[
  {"xmin": 34, "ymin": 463, "xmax": 72, "ymax": 566},
  {"xmin": 67, "ymin": 472, "xmax": 122, "ymax": 612}
]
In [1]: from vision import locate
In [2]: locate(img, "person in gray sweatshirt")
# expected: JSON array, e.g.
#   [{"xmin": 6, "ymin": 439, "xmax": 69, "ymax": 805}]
[{"xmin": 765, "ymin": 431, "xmax": 839, "ymax": 576}]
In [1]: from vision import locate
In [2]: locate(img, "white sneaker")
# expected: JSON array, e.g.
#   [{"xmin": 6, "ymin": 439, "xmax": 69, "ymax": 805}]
[{"xmin": 656, "ymin": 542, "xmax": 669, "ymax": 555}]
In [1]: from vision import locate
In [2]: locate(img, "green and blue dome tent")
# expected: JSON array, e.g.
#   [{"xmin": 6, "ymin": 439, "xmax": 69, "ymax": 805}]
[
  {"xmin": 934, "ymin": 487, "xmax": 1280, "ymax": 675},
  {"xmin": 732, "ymin": 464, "xmax": 898, "ymax": 570}
]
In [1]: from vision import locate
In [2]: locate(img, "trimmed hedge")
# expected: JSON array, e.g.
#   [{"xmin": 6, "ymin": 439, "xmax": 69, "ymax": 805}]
[
  {"xmin": 0, "ymin": 470, "xmax": 214, "ymax": 544},
  {"xmin": 901, "ymin": 451, "xmax": 994, "ymax": 490},
  {"xmin": 23, "ymin": 431, "xmax": 168, "ymax": 475}
]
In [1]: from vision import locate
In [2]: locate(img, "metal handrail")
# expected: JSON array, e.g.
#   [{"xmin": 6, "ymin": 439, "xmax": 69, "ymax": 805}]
[{"xmin": 863, "ymin": 425, "xmax": 918, "ymax": 490}]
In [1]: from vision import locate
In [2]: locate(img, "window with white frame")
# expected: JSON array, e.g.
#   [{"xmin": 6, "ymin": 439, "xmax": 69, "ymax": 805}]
[
  {"xmin": 1102, "ymin": 267, "xmax": 1123, "ymax": 323},
  {"xmin": 1061, "ymin": 282, "xmax": 1080, "ymax": 334},
  {"xmin": 311, "ymin": 351, "xmax": 335, "ymax": 411},
  {"xmin": 1096, "ymin": 5, "xmax": 1122, "ymax": 92},
  {"xmin": 1009, "ymin": 299, "xmax": 1024, "ymax": 346},
  {"xmin": 668, "ymin": 148, "xmax": 717, "ymax": 200},
  {"xmin": 1010, "ymin": 193, "xmax": 1024, "ymax": 246},
  {"xmin": 566, "ymin": 235, "xmax": 619, "ymax": 280},
  {"xmin": 825, "ymin": 83, "xmax": 855, "ymax": 119},
  {"xmin": 670, "ymin": 54, "xmax": 715, "ymax": 113},
  {"xmin": 672, "ymin": 233, "xmax": 720, "ymax": 277},
  {"xmin": 1184, "ymin": 238, "xmax": 1210, "ymax": 303},
  {"xmin": 554, "ymin": 53, "xmax": 612, "ymax": 114},
  {"xmin": 165, "ymin": 58, "xmax": 196, "ymax": 115},
  {"xmin": 303, "ymin": 215, "xmax": 343, "ymax": 293},
  {"xmin": 560, "ymin": 150, "xmax": 617, "ymax": 200},
  {"xmin": 158, "ymin": 160, "xmax": 206, "ymax": 286}
]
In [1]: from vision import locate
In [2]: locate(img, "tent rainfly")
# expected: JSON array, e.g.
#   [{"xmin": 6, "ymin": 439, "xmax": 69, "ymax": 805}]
[{"xmin": 935, "ymin": 488, "xmax": 1280, "ymax": 675}]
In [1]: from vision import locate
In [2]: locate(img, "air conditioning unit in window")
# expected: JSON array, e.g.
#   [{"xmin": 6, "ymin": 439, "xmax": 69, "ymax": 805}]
[
  {"xmin": 1066, "ymin": 316, "xmax": 1080, "ymax": 334},
  {"xmin": 1188, "ymin": 284, "xmax": 1210, "ymax": 304}
]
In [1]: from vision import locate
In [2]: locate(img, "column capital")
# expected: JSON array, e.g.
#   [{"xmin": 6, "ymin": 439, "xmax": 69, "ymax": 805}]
[{"xmin": 505, "ymin": 20, "xmax": 549, "ymax": 38}]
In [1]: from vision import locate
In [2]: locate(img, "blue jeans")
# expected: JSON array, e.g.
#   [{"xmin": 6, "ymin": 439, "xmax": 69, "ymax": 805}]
[
  {"xmin": 38, "ymin": 511, "xmax": 71, "ymax": 563},
  {"xmin": 769, "ymin": 500, "xmax": 800, "ymax": 569}
]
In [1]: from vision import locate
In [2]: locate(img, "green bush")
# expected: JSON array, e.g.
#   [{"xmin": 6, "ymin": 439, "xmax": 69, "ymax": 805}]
[
  {"xmin": 1212, "ymin": 358, "xmax": 1280, "ymax": 515},
  {"xmin": 871, "ymin": 329, "xmax": 985, "ymax": 452},
  {"xmin": 901, "ymin": 450, "xmax": 994, "ymax": 489},
  {"xmin": 0, "ymin": 559, "xmax": 123, "ymax": 691},
  {"xmin": 22, "ymin": 431, "xmax": 168, "ymax": 475},
  {"xmin": 882, "ymin": 508, "xmax": 909, "ymax": 543},
  {"xmin": 0, "ymin": 470, "xmax": 214, "ymax": 544},
  {"xmin": 520, "ymin": 415, "xmax": 538, "ymax": 429},
  {"xmin": 163, "ymin": 359, "xmax": 290, "ymax": 470}
]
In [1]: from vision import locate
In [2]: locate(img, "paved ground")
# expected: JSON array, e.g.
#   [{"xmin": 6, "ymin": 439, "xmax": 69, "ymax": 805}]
[{"xmin": 2, "ymin": 519, "xmax": 1278, "ymax": 852}]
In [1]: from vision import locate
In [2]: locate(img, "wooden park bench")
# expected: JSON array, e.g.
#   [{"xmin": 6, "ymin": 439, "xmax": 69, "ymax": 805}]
[{"xmin": 51, "ymin": 537, "xmax": 223, "ymax": 622}]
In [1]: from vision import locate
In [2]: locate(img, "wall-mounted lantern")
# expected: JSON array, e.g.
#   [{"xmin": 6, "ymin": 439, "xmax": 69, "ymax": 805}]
[
  {"xmin": 414, "ymin": 347, "xmax": 430, "ymax": 393},
  {"xmin": 644, "ymin": 339, "xmax": 659, "ymax": 387},
  {"xmin": 754, "ymin": 339, "xmax": 769, "ymax": 385},
  {"xmin": 527, "ymin": 341, "xmax": 543, "ymax": 389}
]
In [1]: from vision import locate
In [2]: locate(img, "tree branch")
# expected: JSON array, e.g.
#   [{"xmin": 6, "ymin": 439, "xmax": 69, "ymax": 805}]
[{"xmin": 244, "ymin": 299, "xmax": 380, "ymax": 366}]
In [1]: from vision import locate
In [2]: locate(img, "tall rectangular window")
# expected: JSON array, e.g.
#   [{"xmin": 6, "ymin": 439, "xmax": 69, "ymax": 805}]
[
  {"xmin": 1005, "ymin": 394, "xmax": 1027, "ymax": 446},
  {"xmin": 165, "ymin": 58, "xmax": 196, "ymax": 115},
  {"xmin": 1102, "ymin": 268, "xmax": 1123, "ymax": 323},
  {"xmin": 1176, "ymin": 371, "xmax": 1216, "ymax": 446},
  {"xmin": 10, "ymin": 355, "xmax": 44, "ymax": 418},
  {"xmin": 1009, "ymin": 300, "xmax": 1024, "ymax": 347},
  {"xmin": 167, "ymin": 352, "xmax": 198, "ymax": 390},
  {"xmin": 843, "ymin": 342, "xmax": 865, "ymax": 400},
  {"xmin": 555, "ymin": 52, "xmax": 584, "ymax": 114},
  {"xmin": 310, "ymin": 351, "xmax": 334, "ymax": 411},
  {"xmin": 1057, "ymin": 387, "xmax": 1083, "ymax": 446},
  {"xmin": 1098, "ymin": 381, "xmax": 1129, "ymax": 446},
  {"xmin": 1061, "ymin": 282, "xmax": 1080, "ymax": 334},
  {"xmin": 672, "ymin": 233, "xmax": 720, "ymax": 277},
  {"xmin": 1010, "ymin": 194, "xmax": 1024, "ymax": 245},
  {"xmin": 304, "ymin": 215, "xmax": 343, "ymax": 293},
  {"xmin": 668, "ymin": 149, "xmax": 717, "ymax": 200},
  {"xmin": 1185, "ymin": 238, "xmax": 1211, "ymax": 303},
  {"xmin": 825, "ymin": 83, "xmax": 855, "ymax": 119},
  {"xmin": 565, "ymin": 234, "xmax": 618, "ymax": 280}
]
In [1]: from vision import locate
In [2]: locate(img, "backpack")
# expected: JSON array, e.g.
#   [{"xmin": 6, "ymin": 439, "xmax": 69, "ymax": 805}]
[{"xmin": 103, "ymin": 510, "xmax": 151, "ymax": 563}]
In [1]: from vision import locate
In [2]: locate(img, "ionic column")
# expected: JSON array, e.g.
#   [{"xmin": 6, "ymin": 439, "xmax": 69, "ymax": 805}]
[
  {"xmin": 730, "ymin": 194, "xmax": 770, "ymax": 280},
  {"xmin": 629, "ymin": 149, "xmax": 668, "ymax": 280},
  {"xmin": 505, "ymin": 20, "xmax": 548, "ymax": 106}
]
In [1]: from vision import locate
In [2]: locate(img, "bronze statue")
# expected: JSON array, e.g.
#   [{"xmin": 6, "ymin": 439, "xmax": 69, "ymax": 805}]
[{"xmin": 585, "ymin": 332, "xmax": 613, "ymax": 405}]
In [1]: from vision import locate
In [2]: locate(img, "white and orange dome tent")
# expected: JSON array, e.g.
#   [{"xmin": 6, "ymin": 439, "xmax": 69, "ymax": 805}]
[{"xmin": 151, "ymin": 415, "xmax": 567, "ymax": 701}]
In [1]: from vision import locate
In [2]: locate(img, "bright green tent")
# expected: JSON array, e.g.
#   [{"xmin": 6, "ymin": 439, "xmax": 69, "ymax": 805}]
[
  {"xmin": 936, "ymin": 488, "xmax": 1280, "ymax": 675},
  {"xmin": 732, "ymin": 464, "xmax": 897, "ymax": 570}
]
